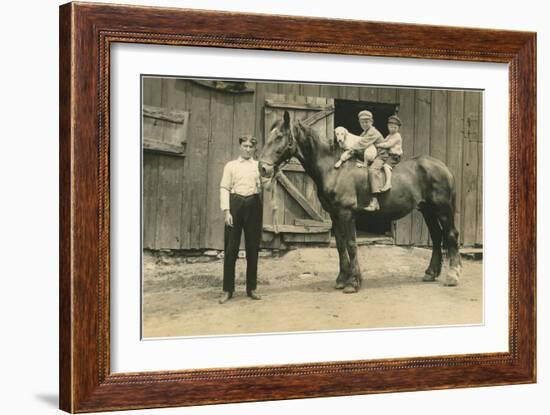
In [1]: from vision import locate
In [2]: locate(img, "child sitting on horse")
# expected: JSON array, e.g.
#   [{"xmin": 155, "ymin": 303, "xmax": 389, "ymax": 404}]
[
  {"xmin": 377, "ymin": 115, "xmax": 403, "ymax": 192},
  {"xmin": 364, "ymin": 114, "xmax": 404, "ymax": 211},
  {"xmin": 333, "ymin": 126, "xmax": 378, "ymax": 169},
  {"xmin": 334, "ymin": 110, "xmax": 383, "ymax": 169}
]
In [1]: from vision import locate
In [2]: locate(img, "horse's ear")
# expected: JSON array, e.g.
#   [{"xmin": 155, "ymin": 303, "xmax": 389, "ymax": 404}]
[{"xmin": 283, "ymin": 110, "xmax": 290, "ymax": 128}]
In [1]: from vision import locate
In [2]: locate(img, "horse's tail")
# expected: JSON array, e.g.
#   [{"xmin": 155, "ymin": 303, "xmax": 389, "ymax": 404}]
[
  {"xmin": 416, "ymin": 154, "xmax": 459, "ymax": 248},
  {"xmin": 416, "ymin": 155, "xmax": 462, "ymax": 283}
]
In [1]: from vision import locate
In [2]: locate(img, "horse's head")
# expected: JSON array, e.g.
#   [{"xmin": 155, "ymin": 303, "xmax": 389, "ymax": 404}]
[{"xmin": 259, "ymin": 111, "xmax": 300, "ymax": 178}]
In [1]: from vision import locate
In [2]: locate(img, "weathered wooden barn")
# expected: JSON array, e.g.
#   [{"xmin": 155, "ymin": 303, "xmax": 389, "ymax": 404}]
[{"xmin": 142, "ymin": 77, "xmax": 483, "ymax": 251}]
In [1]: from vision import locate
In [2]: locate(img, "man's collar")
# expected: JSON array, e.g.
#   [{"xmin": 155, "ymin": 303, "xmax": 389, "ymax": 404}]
[{"xmin": 237, "ymin": 156, "xmax": 254, "ymax": 162}]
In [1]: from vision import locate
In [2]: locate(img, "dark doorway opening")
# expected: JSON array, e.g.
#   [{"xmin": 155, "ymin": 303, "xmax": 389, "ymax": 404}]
[
  {"xmin": 334, "ymin": 98, "xmax": 398, "ymax": 238},
  {"xmin": 334, "ymin": 98, "xmax": 398, "ymax": 137}
]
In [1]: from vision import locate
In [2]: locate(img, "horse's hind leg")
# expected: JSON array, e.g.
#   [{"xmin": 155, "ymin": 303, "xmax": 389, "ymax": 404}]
[
  {"xmin": 421, "ymin": 206, "xmax": 443, "ymax": 281},
  {"xmin": 437, "ymin": 207, "xmax": 462, "ymax": 286}
]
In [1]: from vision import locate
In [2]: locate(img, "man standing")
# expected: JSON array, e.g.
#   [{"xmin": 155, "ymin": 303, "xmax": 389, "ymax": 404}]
[{"xmin": 218, "ymin": 136, "xmax": 264, "ymax": 304}]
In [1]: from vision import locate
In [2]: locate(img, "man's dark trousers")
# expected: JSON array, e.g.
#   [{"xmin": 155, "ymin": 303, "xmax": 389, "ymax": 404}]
[{"xmin": 223, "ymin": 193, "xmax": 263, "ymax": 293}]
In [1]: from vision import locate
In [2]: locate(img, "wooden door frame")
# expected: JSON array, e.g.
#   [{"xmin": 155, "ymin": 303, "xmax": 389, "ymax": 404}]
[{"xmin": 262, "ymin": 95, "xmax": 334, "ymax": 240}]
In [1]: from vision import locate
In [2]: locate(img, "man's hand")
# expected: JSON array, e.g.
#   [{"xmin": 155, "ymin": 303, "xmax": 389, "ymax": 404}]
[{"xmin": 224, "ymin": 210, "xmax": 233, "ymax": 227}]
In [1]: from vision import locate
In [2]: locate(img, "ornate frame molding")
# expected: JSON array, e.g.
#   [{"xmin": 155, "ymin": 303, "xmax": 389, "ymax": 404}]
[{"xmin": 60, "ymin": 2, "xmax": 536, "ymax": 412}]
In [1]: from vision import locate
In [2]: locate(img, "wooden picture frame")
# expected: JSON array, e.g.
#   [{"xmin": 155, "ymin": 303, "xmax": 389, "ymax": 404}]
[{"xmin": 59, "ymin": 2, "xmax": 536, "ymax": 412}]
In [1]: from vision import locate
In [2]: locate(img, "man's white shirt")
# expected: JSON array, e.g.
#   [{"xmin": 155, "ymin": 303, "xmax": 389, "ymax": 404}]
[{"xmin": 219, "ymin": 156, "xmax": 262, "ymax": 211}]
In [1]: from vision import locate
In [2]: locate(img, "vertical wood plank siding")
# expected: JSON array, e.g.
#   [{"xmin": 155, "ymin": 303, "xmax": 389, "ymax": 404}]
[
  {"xmin": 446, "ymin": 91, "xmax": 466, "ymax": 245},
  {"xmin": 394, "ymin": 88, "xmax": 416, "ymax": 245},
  {"xmin": 476, "ymin": 95, "xmax": 484, "ymax": 245},
  {"xmin": 462, "ymin": 91, "xmax": 482, "ymax": 246},
  {"xmin": 142, "ymin": 79, "xmax": 483, "ymax": 249},
  {"xmin": 205, "ymin": 91, "xmax": 234, "ymax": 250}
]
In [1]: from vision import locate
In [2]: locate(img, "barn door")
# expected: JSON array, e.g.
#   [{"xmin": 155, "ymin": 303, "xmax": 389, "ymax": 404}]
[{"xmin": 262, "ymin": 94, "xmax": 334, "ymax": 246}]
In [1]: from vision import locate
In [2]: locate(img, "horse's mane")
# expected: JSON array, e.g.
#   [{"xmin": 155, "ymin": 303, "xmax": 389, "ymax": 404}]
[
  {"xmin": 269, "ymin": 118, "xmax": 333, "ymax": 148},
  {"xmin": 295, "ymin": 120, "xmax": 335, "ymax": 153}
]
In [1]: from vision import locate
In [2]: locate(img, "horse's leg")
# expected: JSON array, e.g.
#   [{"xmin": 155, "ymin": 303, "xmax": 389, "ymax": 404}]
[
  {"xmin": 421, "ymin": 206, "xmax": 443, "ymax": 282},
  {"xmin": 340, "ymin": 209, "xmax": 362, "ymax": 294},
  {"xmin": 331, "ymin": 214, "xmax": 350, "ymax": 289},
  {"xmin": 437, "ymin": 206, "xmax": 462, "ymax": 286}
]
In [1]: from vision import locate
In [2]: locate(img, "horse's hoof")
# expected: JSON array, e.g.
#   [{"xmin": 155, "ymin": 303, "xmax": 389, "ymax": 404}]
[
  {"xmin": 444, "ymin": 267, "xmax": 460, "ymax": 286},
  {"xmin": 335, "ymin": 282, "xmax": 345, "ymax": 289},
  {"xmin": 343, "ymin": 285, "xmax": 358, "ymax": 294},
  {"xmin": 423, "ymin": 274, "xmax": 436, "ymax": 282}
]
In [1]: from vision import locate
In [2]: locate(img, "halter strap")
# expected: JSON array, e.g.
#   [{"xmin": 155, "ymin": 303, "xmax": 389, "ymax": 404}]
[
  {"xmin": 286, "ymin": 122, "xmax": 304, "ymax": 162},
  {"xmin": 260, "ymin": 121, "xmax": 303, "ymax": 170}
]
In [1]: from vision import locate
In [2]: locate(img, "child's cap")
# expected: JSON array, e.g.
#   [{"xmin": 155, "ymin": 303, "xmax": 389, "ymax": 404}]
[
  {"xmin": 387, "ymin": 115, "xmax": 402, "ymax": 126},
  {"xmin": 358, "ymin": 110, "xmax": 373, "ymax": 120}
]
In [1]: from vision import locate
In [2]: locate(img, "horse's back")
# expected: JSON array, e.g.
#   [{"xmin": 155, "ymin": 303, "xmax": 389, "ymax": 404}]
[
  {"xmin": 372, "ymin": 155, "xmax": 455, "ymax": 218},
  {"xmin": 395, "ymin": 155, "xmax": 453, "ymax": 184},
  {"xmin": 399, "ymin": 155, "xmax": 455, "ymax": 205},
  {"xmin": 328, "ymin": 154, "xmax": 455, "ymax": 214}
]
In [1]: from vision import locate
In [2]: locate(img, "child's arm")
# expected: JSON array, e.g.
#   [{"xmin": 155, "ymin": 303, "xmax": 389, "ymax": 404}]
[
  {"xmin": 353, "ymin": 135, "xmax": 379, "ymax": 151},
  {"xmin": 376, "ymin": 133, "xmax": 402, "ymax": 148}
]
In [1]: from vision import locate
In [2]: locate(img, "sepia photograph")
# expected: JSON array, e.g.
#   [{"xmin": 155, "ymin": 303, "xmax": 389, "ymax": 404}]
[{"xmin": 141, "ymin": 76, "xmax": 483, "ymax": 339}]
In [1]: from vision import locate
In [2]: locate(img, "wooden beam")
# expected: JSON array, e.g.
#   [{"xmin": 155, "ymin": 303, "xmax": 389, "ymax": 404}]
[
  {"xmin": 143, "ymin": 105, "xmax": 188, "ymax": 123},
  {"xmin": 265, "ymin": 99, "xmax": 334, "ymax": 112},
  {"xmin": 143, "ymin": 137, "xmax": 185, "ymax": 157},
  {"xmin": 276, "ymin": 172, "xmax": 324, "ymax": 221},
  {"xmin": 263, "ymin": 224, "xmax": 331, "ymax": 234},
  {"xmin": 294, "ymin": 218, "xmax": 332, "ymax": 227},
  {"xmin": 190, "ymin": 79, "xmax": 255, "ymax": 94},
  {"xmin": 302, "ymin": 109, "xmax": 334, "ymax": 126},
  {"xmin": 283, "ymin": 233, "xmax": 331, "ymax": 243}
]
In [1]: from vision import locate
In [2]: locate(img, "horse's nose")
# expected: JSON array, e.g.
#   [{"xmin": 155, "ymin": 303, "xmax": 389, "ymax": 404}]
[{"xmin": 259, "ymin": 162, "xmax": 274, "ymax": 178}]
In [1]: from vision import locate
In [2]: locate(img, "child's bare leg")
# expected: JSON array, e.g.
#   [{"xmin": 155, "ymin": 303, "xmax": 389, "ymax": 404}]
[
  {"xmin": 334, "ymin": 150, "xmax": 352, "ymax": 168},
  {"xmin": 380, "ymin": 164, "xmax": 393, "ymax": 191}
]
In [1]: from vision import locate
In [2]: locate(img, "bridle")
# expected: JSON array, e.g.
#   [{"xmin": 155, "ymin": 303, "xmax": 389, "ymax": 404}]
[
  {"xmin": 261, "ymin": 121, "xmax": 304, "ymax": 175},
  {"xmin": 282, "ymin": 123, "xmax": 296, "ymax": 161}
]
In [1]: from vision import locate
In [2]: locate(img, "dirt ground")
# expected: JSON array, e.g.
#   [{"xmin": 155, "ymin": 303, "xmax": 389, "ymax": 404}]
[{"xmin": 142, "ymin": 245, "xmax": 482, "ymax": 338}]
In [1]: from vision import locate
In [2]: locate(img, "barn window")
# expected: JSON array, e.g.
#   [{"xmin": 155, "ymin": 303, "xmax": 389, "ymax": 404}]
[{"xmin": 142, "ymin": 105, "xmax": 189, "ymax": 157}]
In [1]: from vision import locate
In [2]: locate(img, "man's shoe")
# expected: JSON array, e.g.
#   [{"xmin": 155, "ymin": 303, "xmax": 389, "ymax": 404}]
[
  {"xmin": 247, "ymin": 290, "xmax": 262, "ymax": 300},
  {"xmin": 218, "ymin": 292, "xmax": 233, "ymax": 304}
]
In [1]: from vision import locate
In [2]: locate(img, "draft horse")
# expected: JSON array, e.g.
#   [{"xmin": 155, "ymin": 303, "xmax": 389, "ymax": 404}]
[{"xmin": 259, "ymin": 111, "xmax": 462, "ymax": 293}]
